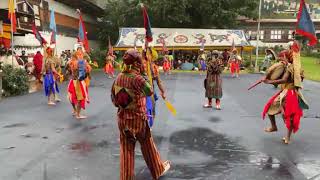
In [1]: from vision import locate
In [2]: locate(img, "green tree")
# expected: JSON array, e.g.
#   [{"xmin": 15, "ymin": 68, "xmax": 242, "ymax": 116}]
[{"xmin": 98, "ymin": 0, "xmax": 258, "ymax": 47}]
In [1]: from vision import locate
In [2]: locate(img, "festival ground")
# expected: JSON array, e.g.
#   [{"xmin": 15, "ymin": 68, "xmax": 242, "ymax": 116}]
[{"xmin": 1, "ymin": 72, "xmax": 320, "ymax": 180}]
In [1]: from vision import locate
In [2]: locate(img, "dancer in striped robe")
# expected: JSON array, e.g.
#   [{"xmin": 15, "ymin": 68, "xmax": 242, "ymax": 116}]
[
  {"xmin": 203, "ymin": 51, "xmax": 224, "ymax": 109},
  {"xmin": 111, "ymin": 49, "xmax": 170, "ymax": 180}
]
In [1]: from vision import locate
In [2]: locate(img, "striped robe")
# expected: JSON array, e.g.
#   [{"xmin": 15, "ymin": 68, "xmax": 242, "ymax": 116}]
[
  {"xmin": 205, "ymin": 59, "xmax": 224, "ymax": 99},
  {"xmin": 111, "ymin": 72, "xmax": 165, "ymax": 180}
]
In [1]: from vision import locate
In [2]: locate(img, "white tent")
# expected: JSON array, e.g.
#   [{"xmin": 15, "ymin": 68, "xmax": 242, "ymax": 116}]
[{"xmin": 115, "ymin": 27, "xmax": 253, "ymax": 51}]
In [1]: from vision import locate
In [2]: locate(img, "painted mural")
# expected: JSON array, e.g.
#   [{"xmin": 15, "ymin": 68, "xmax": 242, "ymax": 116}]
[{"xmin": 116, "ymin": 28, "xmax": 251, "ymax": 47}]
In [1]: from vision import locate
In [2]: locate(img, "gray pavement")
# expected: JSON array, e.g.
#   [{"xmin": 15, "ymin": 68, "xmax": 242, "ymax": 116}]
[{"xmin": 0, "ymin": 72, "xmax": 320, "ymax": 180}]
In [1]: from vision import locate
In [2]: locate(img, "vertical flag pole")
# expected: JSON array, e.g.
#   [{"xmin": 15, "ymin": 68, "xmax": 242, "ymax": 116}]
[
  {"xmin": 11, "ymin": 0, "xmax": 15, "ymax": 67},
  {"xmin": 255, "ymin": 0, "xmax": 262, "ymax": 72}
]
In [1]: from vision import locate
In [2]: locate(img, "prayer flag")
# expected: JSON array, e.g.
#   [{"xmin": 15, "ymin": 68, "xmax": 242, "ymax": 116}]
[
  {"xmin": 296, "ymin": 0, "xmax": 317, "ymax": 46},
  {"xmin": 8, "ymin": 0, "xmax": 17, "ymax": 32},
  {"xmin": 78, "ymin": 11, "xmax": 90, "ymax": 52},
  {"xmin": 49, "ymin": 9, "xmax": 57, "ymax": 44}
]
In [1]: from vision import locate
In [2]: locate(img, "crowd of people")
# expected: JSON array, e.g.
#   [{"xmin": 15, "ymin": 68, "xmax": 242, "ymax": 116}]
[{"xmin": 0, "ymin": 46, "xmax": 75, "ymax": 80}]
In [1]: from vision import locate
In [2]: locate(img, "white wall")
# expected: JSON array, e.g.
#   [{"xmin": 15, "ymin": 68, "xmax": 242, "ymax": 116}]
[
  {"xmin": 48, "ymin": 1, "xmax": 97, "ymax": 23},
  {"xmin": 0, "ymin": 1, "xmax": 7, "ymax": 9},
  {"xmin": 13, "ymin": 32, "xmax": 99, "ymax": 56},
  {"xmin": 1, "ymin": 1, "xmax": 97, "ymax": 24}
]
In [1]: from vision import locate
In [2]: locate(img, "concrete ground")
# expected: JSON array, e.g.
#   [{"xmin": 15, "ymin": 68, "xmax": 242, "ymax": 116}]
[{"xmin": 0, "ymin": 72, "xmax": 320, "ymax": 180}]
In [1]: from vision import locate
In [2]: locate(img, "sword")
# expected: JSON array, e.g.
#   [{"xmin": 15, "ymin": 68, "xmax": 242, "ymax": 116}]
[{"xmin": 248, "ymin": 78, "xmax": 264, "ymax": 91}]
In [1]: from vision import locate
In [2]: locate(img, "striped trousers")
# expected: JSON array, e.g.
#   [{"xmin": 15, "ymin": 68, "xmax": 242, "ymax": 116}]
[{"xmin": 119, "ymin": 118, "xmax": 165, "ymax": 180}]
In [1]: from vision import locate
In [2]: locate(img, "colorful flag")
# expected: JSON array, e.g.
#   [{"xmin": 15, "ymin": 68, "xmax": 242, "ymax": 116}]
[
  {"xmin": 108, "ymin": 36, "xmax": 113, "ymax": 56},
  {"xmin": 142, "ymin": 4, "xmax": 153, "ymax": 43},
  {"xmin": 49, "ymin": 9, "xmax": 57, "ymax": 44},
  {"xmin": 296, "ymin": 0, "xmax": 317, "ymax": 46},
  {"xmin": 78, "ymin": 11, "xmax": 90, "ymax": 52},
  {"xmin": 32, "ymin": 23, "xmax": 47, "ymax": 45},
  {"xmin": 8, "ymin": 0, "xmax": 17, "ymax": 32}
]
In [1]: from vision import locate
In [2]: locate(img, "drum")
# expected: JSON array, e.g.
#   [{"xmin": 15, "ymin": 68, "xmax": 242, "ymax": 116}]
[{"xmin": 266, "ymin": 62, "xmax": 286, "ymax": 80}]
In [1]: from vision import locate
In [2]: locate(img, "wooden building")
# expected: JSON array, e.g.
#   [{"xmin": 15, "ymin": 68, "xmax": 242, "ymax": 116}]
[{"xmin": 238, "ymin": 18, "xmax": 320, "ymax": 47}]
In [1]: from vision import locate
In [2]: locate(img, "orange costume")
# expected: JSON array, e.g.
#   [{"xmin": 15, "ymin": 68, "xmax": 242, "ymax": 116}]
[
  {"xmin": 163, "ymin": 56, "xmax": 171, "ymax": 73},
  {"xmin": 67, "ymin": 50, "xmax": 90, "ymax": 110},
  {"xmin": 228, "ymin": 50, "xmax": 242, "ymax": 77},
  {"xmin": 104, "ymin": 55, "xmax": 115, "ymax": 78}
]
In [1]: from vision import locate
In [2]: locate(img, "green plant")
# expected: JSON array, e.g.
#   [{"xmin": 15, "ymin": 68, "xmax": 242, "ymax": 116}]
[
  {"xmin": 2, "ymin": 65, "xmax": 29, "ymax": 97},
  {"xmin": 89, "ymin": 49, "xmax": 107, "ymax": 68}
]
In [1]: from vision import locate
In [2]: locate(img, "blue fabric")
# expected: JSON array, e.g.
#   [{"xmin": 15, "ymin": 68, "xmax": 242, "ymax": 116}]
[
  {"xmin": 200, "ymin": 60, "xmax": 206, "ymax": 70},
  {"xmin": 43, "ymin": 72, "xmax": 59, "ymax": 96},
  {"xmin": 146, "ymin": 91, "xmax": 159, "ymax": 128},
  {"xmin": 49, "ymin": 9, "xmax": 57, "ymax": 44},
  {"xmin": 78, "ymin": 60, "xmax": 86, "ymax": 81},
  {"xmin": 79, "ymin": 19, "xmax": 85, "ymax": 41},
  {"xmin": 298, "ymin": 2, "xmax": 316, "ymax": 35}
]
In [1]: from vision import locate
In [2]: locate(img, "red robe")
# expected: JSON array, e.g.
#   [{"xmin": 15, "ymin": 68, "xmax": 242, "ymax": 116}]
[
  {"xmin": 68, "ymin": 80, "xmax": 89, "ymax": 109},
  {"xmin": 33, "ymin": 53, "xmax": 43, "ymax": 80}
]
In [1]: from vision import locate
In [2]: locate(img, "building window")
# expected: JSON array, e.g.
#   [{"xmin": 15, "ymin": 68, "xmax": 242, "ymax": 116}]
[
  {"xmin": 24, "ymin": 17, "xmax": 28, "ymax": 23},
  {"xmin": 33, "ymin": 5, "xmax": 40, "ymax": 15},
  {"xmin": 271, "ymin": 30, "xmax": 283, "ymax": 40},
  {"xmin": 23, "ymin": 3, "xmax": 28, "ymax": 12},
  {"xmin": 246, "ymin": 31, "xmax": 252, "ymax": 39},
  {"xmin": 288, "ymin": 30, "xmax": 294, "ymax": 40},
  {"xmin": 259, "ymin": 30, "xmax": 264, "ymax": 40},
  {"xmin": 35, "ymin": 19, "xmax": 41, "ymax": 27}
]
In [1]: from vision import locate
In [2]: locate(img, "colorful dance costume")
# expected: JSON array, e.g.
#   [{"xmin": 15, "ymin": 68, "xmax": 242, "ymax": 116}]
[
  {"xmin": 163, "ymin": 56, "xmax": 171, "ymax": 74},
  {"xmin": 67, "ymin": 52, "xmax": 90, "ymax": 110},
  {"xmin": 229, "ymin": 50, "xmax": 242, "ymax": 77},
  {"xmin": 263, "ymin": 47, "xmax": 309, "ymax": 134},
  {"xmin": 43, "ymin": 48, "xmax": 60, "ymax": 104},
  {"xmin": 105, "ymin": 55, "xmax": 115, "ymax": 78},
  {"xmin": 111, "ymin": 49, "xmax": 169, "ymax": 180},
  {"xmin": 204, "ymin": 52, "xmax": 224, "ymax": 109}
]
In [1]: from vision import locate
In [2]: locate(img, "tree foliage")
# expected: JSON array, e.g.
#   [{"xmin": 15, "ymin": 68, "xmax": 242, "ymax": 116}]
[{"xmin": 98, "ymin": 0, "xmax": 258, "ymax": 47}]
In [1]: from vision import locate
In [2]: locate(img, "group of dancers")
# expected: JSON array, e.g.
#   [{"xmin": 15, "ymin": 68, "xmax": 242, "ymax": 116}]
[
  {"xmin": 42, "ymin": 45, "xmax": 91, "ymax": 119},
  {"xmin": 39, "ymin": 41, "xmax": 308, "ymax": 179},
  {"xmin": 198, "ymin": 48, "xmax": 242, "ymax": 78},
  {"xmin": 110, "ymin": 42, "xmax": 309, "ymax": 179}
]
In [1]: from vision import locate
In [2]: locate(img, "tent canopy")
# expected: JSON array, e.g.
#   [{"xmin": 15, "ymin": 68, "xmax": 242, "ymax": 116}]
[{"xmin": 115, "ymin": 27, "xmax": 253, "ymax": 51}]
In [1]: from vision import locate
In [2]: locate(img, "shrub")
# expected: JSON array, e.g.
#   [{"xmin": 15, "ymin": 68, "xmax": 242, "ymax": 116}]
[
  {"xmin": 89, "ymin": 49, "xmax": 123, "ymax": 69},
  {"xmin": 2, "ymin": 65, "xmax": 29, "ymax": 97},
  {"xmin": 89, "ymin": 49, "xmax": 107, "ymax": 68}
]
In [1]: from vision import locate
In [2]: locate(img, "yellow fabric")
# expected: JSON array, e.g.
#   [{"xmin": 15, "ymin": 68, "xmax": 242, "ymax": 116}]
[
  {"xmin": 0, "ymin": 32, "xmax": 11, "ymax": 39},
  {"xmin": 292, "ymin": 51, "xmax": 302, "ymax": 88},
  {"xmin": 85, "ymin": 77, "xmax": 90, "ymax": 87},
  {"xmin": 74, "ymin": 80, "xmax": 84, "ymax": 101},
  {"xmin": 8, "ymin": 0, "xmax": 15, "ymax": 15},
  {"xmin": 146, "ymin": 48, "xmax": 158, "ymax": 61},
  {"xmin": 113, "ymin": 85, "xmax": 136, "ymax": 109},
  {"xmin": 0, "ymin": 24, "xmax": 12, "ymax": 39},
  {"xmin": 165, "ymin": 100, "xmax": 177, "ymax": 116}
]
